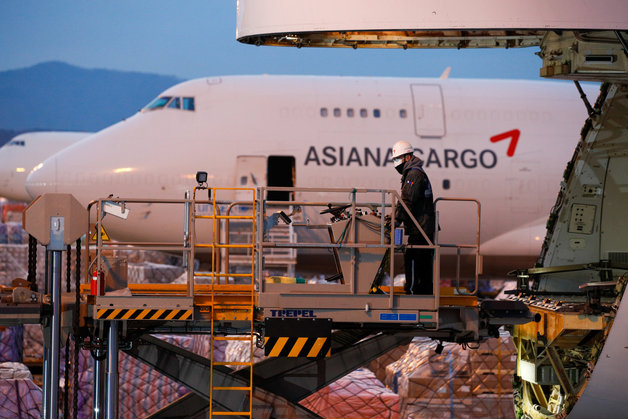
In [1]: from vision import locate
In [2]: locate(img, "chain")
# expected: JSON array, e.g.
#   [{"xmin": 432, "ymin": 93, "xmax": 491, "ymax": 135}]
[
  {"xmin": 72, "ymin": 238, "xmax": 81, "ymax": 419},
  {"xmin": 63, "ymin": 335, "xmax": 70, "ymax": 418},
  {"xmin": 27, "ymin": 234, "xmax": 37, "ymax": 291},
  {"xmin": 66, "ymin": 244, "xmax": 71, "ymax": 293}
]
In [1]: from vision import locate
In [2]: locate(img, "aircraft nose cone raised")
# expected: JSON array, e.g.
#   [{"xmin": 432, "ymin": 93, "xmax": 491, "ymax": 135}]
[{"xmin": 25, "ymin": 157, "xmax": 57, "ymax": 199}]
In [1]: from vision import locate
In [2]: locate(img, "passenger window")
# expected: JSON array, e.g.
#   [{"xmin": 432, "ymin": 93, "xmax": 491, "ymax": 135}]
[
  {"xmin": 168, "ymin": 97, "xmax": 181, "ymax": 109},
  {"xmin": 360, "ymin": 108, "xmax": 368, "ymax": 118},
  {"xmin": 333, "ymin": 108, "xmax": 341, "ymax": 117},
  {"xmin": 347, "ymin": 108, "xmax": 354, "ymax": 118},
  {"xmin": 240, "ymin": 176, "xmax": 247, "ymax": 186},
  {"xmin": 320, "ymin": 108, "xmax": 328, "ymax": 117},
  {"xmin": 143, "ymin": 96, "xmax": 171, "ymax": 110},
  {"xmin": 183, "ymin": 97, "xmax": 195, "ymax": 111},
  {"xmin": 373, "ymin": 109, "xmax": 381, "ymax": 118},
  {"xmin": 400, "ymin": 109, "xmax": 407, "ymax": 118}
]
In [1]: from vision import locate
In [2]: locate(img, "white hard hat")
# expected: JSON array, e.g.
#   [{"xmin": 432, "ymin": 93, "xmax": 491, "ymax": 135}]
[{"xmin": 392, "ymin": 140, "xmax": 414, "ymax": 166}]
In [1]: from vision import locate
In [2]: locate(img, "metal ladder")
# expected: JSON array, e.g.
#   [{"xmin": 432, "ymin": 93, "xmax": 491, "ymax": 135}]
[{"xmin": 192, "ymin": 187, "xmax": 256, "ymax": 417}]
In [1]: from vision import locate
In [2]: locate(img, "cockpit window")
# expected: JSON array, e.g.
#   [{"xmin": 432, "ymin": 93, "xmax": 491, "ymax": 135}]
[
  {"xmin": 183, "ymin": 97, "xmax": 195, "ymax": 111},
  {"xmin": 143, "ymin": 96, "xmax": 195, "ymax": 112},
  {"xmin": 144, "ymin": 96, "xmax": 172, "ymax": 110},
  {"xmin": 168, "ymin": 97, "xmax": 181, "ymax": 109},
  {"xmin": 6, "ymin": 140, "xmax": 25, "ymax": 146}
]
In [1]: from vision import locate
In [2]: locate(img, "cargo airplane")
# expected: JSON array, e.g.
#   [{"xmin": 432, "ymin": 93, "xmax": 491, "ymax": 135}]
[
  {"xmin": 16, "ymin": 75, "xmax": 597, "ymax": 274},
  {"xmin": 0, "ymin": 131, "xmax": 91, "ymax": 202}
]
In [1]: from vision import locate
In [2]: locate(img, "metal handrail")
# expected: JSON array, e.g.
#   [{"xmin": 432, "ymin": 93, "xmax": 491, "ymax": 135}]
[
  {"xmin": 434, "ymin": 197, "xmax": 481, "ymax": 296},
  {"xmin": 257, "ymin": 186, "xmax": 443, "ymax": 312}
]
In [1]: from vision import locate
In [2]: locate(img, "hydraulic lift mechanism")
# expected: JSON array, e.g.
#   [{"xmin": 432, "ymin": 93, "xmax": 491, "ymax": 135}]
[{"xmin": 3, "ymin": 186, "xmax": 533, "ymax": 418}]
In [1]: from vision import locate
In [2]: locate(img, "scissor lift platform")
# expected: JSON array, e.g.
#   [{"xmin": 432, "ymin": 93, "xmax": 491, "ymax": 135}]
[{"xmin": 2, "ymin": 187, "xmax": 535, "ymax": 418}]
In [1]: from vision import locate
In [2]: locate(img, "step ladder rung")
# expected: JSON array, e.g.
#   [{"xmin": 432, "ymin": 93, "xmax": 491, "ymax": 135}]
[
  {"xmin": 212, "ymin": 386, "xmax": 252, "ymax": 391},
  {"xmin": 211, "ymin": 412, "xmax": 251, "ymax": 416},
  {"xmin": 212, "ymin": 336, "xmax": 253, "ymax": 341},
  {"xmin": 213, "ymin": 361, "xmax": 252, "ymax": 366}
]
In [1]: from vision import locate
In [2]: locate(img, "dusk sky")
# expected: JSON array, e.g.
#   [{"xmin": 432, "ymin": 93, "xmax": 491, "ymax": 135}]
[{"xmin": 1, "ymin": 1, "xmax": 545, "ymax": 80}]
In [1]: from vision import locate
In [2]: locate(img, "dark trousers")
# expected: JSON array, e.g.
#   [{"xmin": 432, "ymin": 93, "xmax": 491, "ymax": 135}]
[{"xmin": 404, "ymin": 235, "xmax": 433, "ymax": 295}]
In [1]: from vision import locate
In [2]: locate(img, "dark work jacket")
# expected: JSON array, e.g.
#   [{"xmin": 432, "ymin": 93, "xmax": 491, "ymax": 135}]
[{"xmin": 395, "ymin": 156, "xmax": 435, "ymax": 239}]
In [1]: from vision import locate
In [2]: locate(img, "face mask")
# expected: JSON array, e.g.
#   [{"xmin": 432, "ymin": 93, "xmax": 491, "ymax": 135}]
[{"xmin": 395, "ymin": 161, "xmax": 405, "ymax": 174}]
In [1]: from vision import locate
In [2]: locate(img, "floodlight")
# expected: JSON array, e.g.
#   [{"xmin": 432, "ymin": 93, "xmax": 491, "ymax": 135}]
[
  {"xmin": 196, "ymin": 171, "xmax": 208, "ymax": 185},
  {"xmin": 103, "ymin": 201, "xmax": 129, "ymax": 220}
]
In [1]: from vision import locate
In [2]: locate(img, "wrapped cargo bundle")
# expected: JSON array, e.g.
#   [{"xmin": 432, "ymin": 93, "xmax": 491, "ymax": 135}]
[
  {"xmin": 386, "ymin": 334, "xmax": 516, "ymax": 419},
  {"xmin": 127, "ymin": 262, "xmax": 185, "ymax": 284},
  {"xmin": 0, "ymin": 326, "xmax": 23, "ymax": 362},
  {"xmin": 56, "ymin": 334, "xmax": 230, "ymax": 418},
  {"xmin": 366, "ymin": 343, "xmax": 410, "ymax": 384},
  {"xmin": 0, "ymin": 363, "xmax": 42, "ymax": 419},
  {"xmin": 23, "ymin": 325, "xmax": 44, "ymax": 363},
  {"xmin": 224, "ymin": 338, "xmax": 266, "ymax": 368},
  {"xmin": 0, "ymin": 244, "xmax": 28, "ymax": 285},
  {"xmin": 117, "ymin": 346, "xmax": 190, "ymax": 417},
  {"xmin": 0, "ymin": 223, "xmax": 27, "ymax": 244},
  {"xmin": 300, "ymin": 368, "xmax": 400, "ymax": 419},
  {"xmin": 189, "ymin": 334, "xmax": 227, "ymax": 361},
  {"xmin": 400, "ymin": 394, "xmax": 514, "ymax": 419}
]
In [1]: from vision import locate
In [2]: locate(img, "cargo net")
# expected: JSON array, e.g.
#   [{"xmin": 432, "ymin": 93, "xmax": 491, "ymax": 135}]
[
  {"xmin": 0, "ymin": 334, "xmax": 223, "ymax": 418},
  {"xmin": 222, "ymin": 339, "xmax": 402, "ymax": 418},
  {"xmin": 385, "ymin": 335, "xmax": 516, "ymax": 419},
  {"xmin": 57, "ymin": 334, "xmax": 223, "ymax": 419},
  {"xmin": 0, "ymin": 362, "xmax": 42, "ymax": 419},
  {"xmin": 0, "ymin": 326, "xmax": 23, "ymax": 363},
  {"xmin": 301, "ymin": 368, "xmax": 401, "ymax": 418}
]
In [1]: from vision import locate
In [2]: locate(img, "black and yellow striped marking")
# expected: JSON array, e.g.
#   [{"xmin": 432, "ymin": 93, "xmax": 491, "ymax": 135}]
[
  {"xmin": 96, "ymin": 308, "xmax": 192, "ymax": 321},
  {"xmin": 264, "ymin": 317, "xmax": 332, "ymax": 358},
  {"xmin": 264, "ymin": 336, "xmax": 331, "ymax": 358}
]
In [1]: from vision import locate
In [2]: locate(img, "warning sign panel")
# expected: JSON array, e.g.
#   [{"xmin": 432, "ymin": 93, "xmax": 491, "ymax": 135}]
[{"xmin": 91, "ymin": 225, "xmax": 110, "ymax": 241}]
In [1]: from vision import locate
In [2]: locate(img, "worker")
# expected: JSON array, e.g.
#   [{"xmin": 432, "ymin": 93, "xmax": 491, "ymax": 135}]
[{"xmin": 391, "ymin": 140, "xmax": 435, "ymax": 295}]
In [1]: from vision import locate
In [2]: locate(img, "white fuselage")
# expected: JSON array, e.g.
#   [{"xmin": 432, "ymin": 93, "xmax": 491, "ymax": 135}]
[
  {"xmin": 0, "ymin": 131, "xmax": 91, "ymax": 202},
  {"xmin": 24, "ymin": 75, "xmax": 596, "ymax": 260}
]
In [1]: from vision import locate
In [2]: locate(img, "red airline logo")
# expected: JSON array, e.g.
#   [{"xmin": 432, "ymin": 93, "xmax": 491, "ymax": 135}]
[{"xmin": 490, "ymin": 129, "xmax": 520, "ymax": 157}]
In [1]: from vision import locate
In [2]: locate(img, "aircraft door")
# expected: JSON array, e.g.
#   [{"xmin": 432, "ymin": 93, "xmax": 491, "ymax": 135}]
[
  {"xmin": 411, "ymin": 84, "xmax": 446, "ymax": 138},
  {"xmin": 267, "ymin": 155, "xmax": 295, "ymax": 201},
  {"xmin": 235, "ymin": 155, "xmax": 266, "ymax": 202}
]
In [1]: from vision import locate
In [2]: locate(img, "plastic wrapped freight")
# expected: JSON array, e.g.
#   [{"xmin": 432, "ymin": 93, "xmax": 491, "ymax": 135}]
[
  {"xmin": 127, "ymin": 262, "xmax": 185, "ymax": 284},
  {"xmin": 0, "ymin": 363, "xmax": 42, "ymax": 419},
  {"xmin": 386, "ymin": 333, "xmax": 516, "ymax": 418},
  {"xmin": 0, "ymin": 326, "xmax": 23, "ymax": 362},
  {"xmin": 23, "ymin": 325, "xmax": 44, "ymax": 362},
  {"xmin": 224, "ymin": 337, "xmax": 266, "ymax": 368},
  {"xmin": 300, "ymin": 368, "xmax": 400, "ymax": 418},
  {"xmin": 0, "ymin": 244, "xmax": 70, "ymax": 291},
  {"xmin": 0, "ymin": 222, "xmax": 27, "ymax": 244},
  {"xmin": 0, "ymin": 244, "xmax": 28, "ymax": 285},
  {"xmin": 367, "ymin": 343, "xmax": 410, "ymax": 383},
  {"xmin": 56, "ymin": 335, "xmax": 227, "ymax": 418}
]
